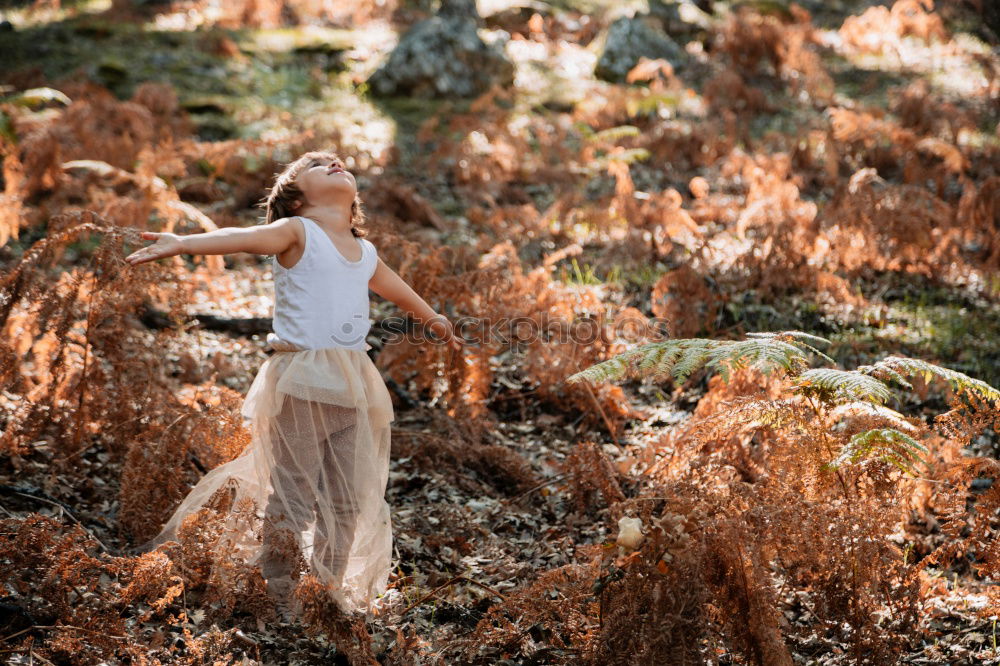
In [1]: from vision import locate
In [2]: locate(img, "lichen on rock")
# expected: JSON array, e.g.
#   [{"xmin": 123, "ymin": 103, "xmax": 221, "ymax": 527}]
[
  {"xmin": 594, "ymin": 15, "xmax": 686, "ymax": 84},
  {"xmin": 367, "ymin": 0, "xmax": 515, "ymax": 98}
]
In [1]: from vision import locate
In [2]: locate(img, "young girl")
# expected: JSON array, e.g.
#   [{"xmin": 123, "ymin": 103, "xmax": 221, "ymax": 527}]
[{"xmin": 125, "ymin": 150, "xmax": 462, "ymax": 621}]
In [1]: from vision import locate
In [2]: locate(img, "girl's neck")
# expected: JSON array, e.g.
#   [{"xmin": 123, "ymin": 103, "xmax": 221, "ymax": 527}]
[{"xmin": 296, "ymin": 204, "xmax": 352, "ymax": 234}]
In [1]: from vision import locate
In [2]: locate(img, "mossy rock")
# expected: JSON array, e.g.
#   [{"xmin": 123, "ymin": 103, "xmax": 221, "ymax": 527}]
[
  {"xmin": 180, "ymin": 95, "xmax": 232, "ymax": 115},
  {"xmin": 189, "ymin": 113, "xmax": 239, "ymax": 141}
]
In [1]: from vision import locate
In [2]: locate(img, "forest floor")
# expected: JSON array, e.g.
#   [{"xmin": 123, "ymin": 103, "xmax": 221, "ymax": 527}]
[{"xmin": 1, "ymin": 0, "xmax": 1000, "ymax": 664}]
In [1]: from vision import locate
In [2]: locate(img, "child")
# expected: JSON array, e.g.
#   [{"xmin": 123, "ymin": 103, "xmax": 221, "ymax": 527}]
[{"xmin": 125, "ymin": 150, "xmax": 463, "ymax": 622}]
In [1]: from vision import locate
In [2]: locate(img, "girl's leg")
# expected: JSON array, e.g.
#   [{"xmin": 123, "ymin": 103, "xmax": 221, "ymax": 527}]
[
  {"xmin": 259, "ymin": 395, "xmax": 328, "ymax": 586},
  {"xmin": 311, "ymin": 405, "xmax": 361, "ymax": 586}
]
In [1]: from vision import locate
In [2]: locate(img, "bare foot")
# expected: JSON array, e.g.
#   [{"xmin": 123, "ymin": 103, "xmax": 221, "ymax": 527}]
[{"xmin": 265, "ymin": 577, "xmax": 299, "ymax": 624}]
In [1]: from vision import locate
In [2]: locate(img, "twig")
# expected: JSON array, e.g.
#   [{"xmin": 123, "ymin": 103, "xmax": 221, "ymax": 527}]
[
  {"xmin": 581, "ymin": 378, "xmax": 621, "ymax": 447},
  {"xmin": 400, "ymin": 574, "xmax": 506, "ymax": 615},
  {"xmin": 497, "ymin": 473, "xmax": 568, "ymax": 508},
  {"xmin": 489, "ymin": 388, "xmax": 540, "ymax": 402},
  {"xmin": 30, "ymin": 650, "xmax": 57, "ymax": 666},
  {"xmin": 0, "ymin": 625, "xmax": 35, "ymax": 644},
  {"xmin": 1, "ymin": 624, "xmax": 128, "ymax": 644},
  {"xmin": 569, "ymin": 357, "xmax": 621, "ymax": 446},
  {"xmin": 0, "ymin": 488, "xmax": 112, "ymax": 554}
]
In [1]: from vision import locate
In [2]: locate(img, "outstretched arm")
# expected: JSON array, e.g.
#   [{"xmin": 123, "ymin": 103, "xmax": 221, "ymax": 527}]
[
  {"xmin": 369, "ymin": 258, "xmax": 463, "ymax": 351},
  {"xmin": 125, "ymin": 218, "xmax": 298, "ymax": 266}
]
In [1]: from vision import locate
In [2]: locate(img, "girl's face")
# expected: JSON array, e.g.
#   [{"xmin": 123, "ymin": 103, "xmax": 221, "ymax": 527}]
[{"xmin": 294, "ymin": 156, "xmax": 356, "ymax": 206}]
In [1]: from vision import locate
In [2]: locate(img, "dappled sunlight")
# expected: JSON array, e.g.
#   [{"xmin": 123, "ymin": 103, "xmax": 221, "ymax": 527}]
[
  {"xmin": 821, "ymin": 1, "xmax": 997, "ymax": 111},
  {"xmin": 506, "ymin": 27, "xmax": 597, "ymax": 107},
  {"xmin": 2, "ymin": 0, "xmax": 1000, "ymax": 662}
]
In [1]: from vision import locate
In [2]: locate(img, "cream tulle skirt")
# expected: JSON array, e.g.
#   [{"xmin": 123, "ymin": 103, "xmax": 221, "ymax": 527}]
[{"xmin": 135, "ymin": 333, "xmax": 395, "ymax": 616}]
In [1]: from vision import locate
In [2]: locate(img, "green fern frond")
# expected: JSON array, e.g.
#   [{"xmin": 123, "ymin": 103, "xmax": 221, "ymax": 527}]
[
  {"xmin": 746, "ymin": 330, "xmax": 829, "ymax": 346},
  {"xmin": 614, "ymin": 148, "xmax": 651, "ymax": 165},
  {"xmin": 855, "ymin": 362, "xmax": 913, "ymax": 390},
  {"xmin": 636, "ymin": 340, "xmax": 687, "ymax": 376},
  {"xmin": 589, "ymin": 125, "xmax": 640, "ymax": 143},
  {"xmin": 626, "ymin": 93, "xmax": 681, "ymax": 117},
  {"xmin": 793, "ymin": 368, "xmax": 893, "ymax": 404},
  {"xmin": 858, "ymin": 356, "xmax": 1000, "ymax": 404},
  {"xmin": 565, "ymin": 331, "xmax": 830, "ymax": 386},
  {"xmin": 591, "ymin": 149, "xmax": 651, "ymax": 170},
  {"xmin": 566, "ymin": 338, "xmax": 725, "ymax": 385},
  {"xmin": 746, "ymin": 331, "xmax": 836, "ymax": 364},
  {"xmin": 827, "ymin": 428, "xmax": 930, "ymax": 476},
  {"xmin": 708, "ymin": 338, "xmax": 812, "ymax": 382},
  {"xmin": 566, "ymin": 345, "xmax": 648, "ymax": 385},
  {"xmin": 573, "ymin": 122, "xmax": 596, "ymax": 140},
  {"xmin": 829, "ymin": 401, "xmax": 919, "ymax": 435},
  {"xmin": 671, "ymin": 344, "xmax": 716, "ymax": 384}
]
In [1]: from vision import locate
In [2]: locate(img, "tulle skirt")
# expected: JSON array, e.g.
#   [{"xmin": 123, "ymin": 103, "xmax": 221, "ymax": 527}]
[{"xmin": 134, "ymin": 333, "xmax": 395, "ymax": 616}]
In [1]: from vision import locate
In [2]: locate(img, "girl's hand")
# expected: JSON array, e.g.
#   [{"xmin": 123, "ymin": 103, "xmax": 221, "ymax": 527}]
[
  {"xmin": 125, "ymin": 231, "xmax": 184, "ymax": 266},
  {"xmin": 426, "ymin": 314, "xmax": 464, "ymax": 353}
]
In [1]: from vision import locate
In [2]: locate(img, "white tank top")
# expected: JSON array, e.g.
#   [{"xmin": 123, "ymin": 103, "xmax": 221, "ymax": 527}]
[{"xmin": 270, "ymin": 215, "xmax": 378, "ymax": 351}]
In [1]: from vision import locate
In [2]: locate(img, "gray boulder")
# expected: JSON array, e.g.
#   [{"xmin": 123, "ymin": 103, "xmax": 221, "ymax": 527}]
[
  {"xmin": 648, "ymin": 0, "xmax": 713, "ymax": 34},
  {"xmin": 367, "ymin": 0, "xmax": 515, "ymax": 98},
  {"xmin": 594, "ymin": 15, "xmax": 685, "ymax": 84}
]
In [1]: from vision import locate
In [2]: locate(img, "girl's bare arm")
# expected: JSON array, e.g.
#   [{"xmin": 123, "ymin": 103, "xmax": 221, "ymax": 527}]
[
  {"xmin": 369, "ymin": 258, "xmax": 463, "ymax": 349},
  {"xmin": 125, "ymin": 218, "xmax": 298, "ymax": 266}
]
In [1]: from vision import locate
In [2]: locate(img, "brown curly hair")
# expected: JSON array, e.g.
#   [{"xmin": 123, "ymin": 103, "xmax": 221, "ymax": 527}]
[{"xmin": 259, "ymin": 150, "xmax": 368, "ymax": 238}]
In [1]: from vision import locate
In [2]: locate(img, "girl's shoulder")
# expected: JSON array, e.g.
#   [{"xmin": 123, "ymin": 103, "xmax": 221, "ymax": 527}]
[{"xmin": 361, "ymin": 238, "xmax": 379, "ymax": 278}]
